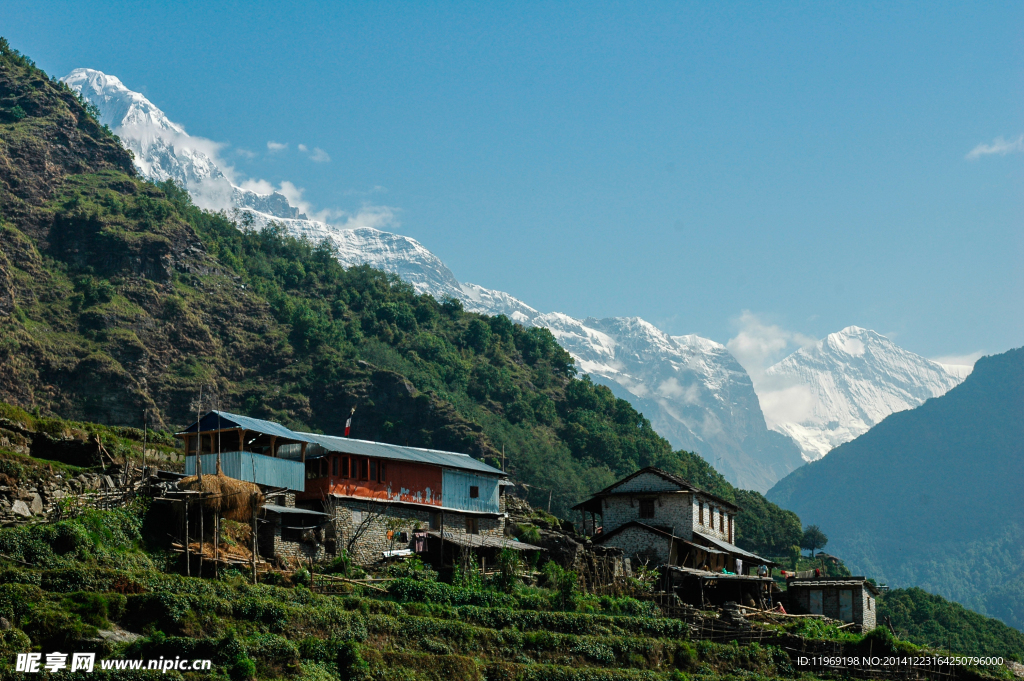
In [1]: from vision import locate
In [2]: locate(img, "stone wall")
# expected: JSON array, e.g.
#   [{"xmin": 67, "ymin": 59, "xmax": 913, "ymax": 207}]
[
  {"xmin": 788, "ymin": 584, "xmax": 876, "ymax": 631},
  {"xmin": 603, "ymin": 493, "xmax": 692, "ymax": 538},
  {"xmin": 600, "ymin": 525, "xmax": 672, "ymax": 567},
  {"xmin": 266, "ymin": 492, "xmax": 296, "ymax": 508},
  {"xmin": 612, "ymin": 471, "xmax": 683, "ymax": 494},
  {"xmin": 691, "ymin": 494, "xmax": 733, "ymax": 544},
  {"xmin": 329, "ymin": 497, "xmax": 505, "ymax": 566}
]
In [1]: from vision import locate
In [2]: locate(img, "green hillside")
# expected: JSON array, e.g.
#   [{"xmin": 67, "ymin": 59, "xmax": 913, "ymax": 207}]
[
  {"xmin": 0, "ymin": 39, "xmax": 802, "ymax": 553},
  {"xmin": 768, "ymin": 346, "xmax": 1024, "ymax": 630},
  {"xmin": 879, "ymin": 588, "xmax": 1024, "ymax": 660}
]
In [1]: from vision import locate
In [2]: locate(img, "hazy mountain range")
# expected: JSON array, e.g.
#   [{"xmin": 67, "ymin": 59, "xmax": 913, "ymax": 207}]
[{"xmin": 64, "ymin": 68, "xmax": 971, "ymax": 492}]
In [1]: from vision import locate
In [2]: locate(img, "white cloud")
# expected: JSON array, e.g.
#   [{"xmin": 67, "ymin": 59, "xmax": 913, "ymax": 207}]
[
  {"xmin": 309, "ymin": 147, "xmax": 331, "ymax": 163},
  {"xmin": 966, "ymin": 134, "xmax": 1024, "ymax": 159},
  {"xmin": 296, "ymin": 143, "xmax": 331, "ymax": 163},
  {"xmin": 726, "ymin": 311, "xmax": 816, "ymax": 386},
  {"xmin": 267, "ymin": 141, "xmax": 287, "ymax": 152},
  {"xmin": 726, "ymin": 311, "xmax": 819, "ymax": 426},
  {"xmin": 931, "ymin": 351, "xmax": 984, "ymax": 367},
  {"xmin": 656, "ymin": 377, "xmax": 700, "ymax": 404},
  {"xmin": 235, "ymin": 148, "xmax": 257, "ymax": 159},
  {"xmin": 344, "ymin": 185, "xmax": 388, "ymax": 196},
  {"xmin": 237, "ymin": 178, "xmax": 277, "ymax": 195},
  {"xmin": 757, "ymin": 384, "xmax": 815, "ymax": 427},
  {"xmin": 332, "ymin": 204, "xmax": 399, "ymax": 230}
]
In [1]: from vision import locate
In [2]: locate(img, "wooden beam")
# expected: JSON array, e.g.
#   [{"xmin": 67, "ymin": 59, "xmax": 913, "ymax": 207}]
[
  {"xmin": 270, "ymin": 435, "xmax": 278, "ymax": 458},
  {"xmin": 301, "ymin": 442, "xmax": 307, "ymax": 463}
]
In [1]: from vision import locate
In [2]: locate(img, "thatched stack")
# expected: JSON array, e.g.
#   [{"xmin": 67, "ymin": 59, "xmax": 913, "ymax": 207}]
[{"xmin": 178, "ymin": 472, "xmax": 264, "ymax": 522}]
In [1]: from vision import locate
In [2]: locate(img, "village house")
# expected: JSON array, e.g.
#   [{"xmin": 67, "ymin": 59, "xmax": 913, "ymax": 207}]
[
  {"xmin": 786, "ymin": 577, "xmax": 879, "ymax": 631},
  {"xmin": 572, "ymin": 467, "xmax": 775, "ymax": 575},
  {"xmin": 177, "ymin": 411, "xmax": 542, "ymax": 566}
]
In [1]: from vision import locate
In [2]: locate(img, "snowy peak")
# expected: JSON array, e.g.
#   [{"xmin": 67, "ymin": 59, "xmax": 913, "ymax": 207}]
[
  {"xmin": 63, "ymin": 68, "xmax": 286, "ymax": 215},
  {"xmin": 762, "ymin": 327, "xmax": 971, "ymax": 460},
  {"xmin": 63, "ymin": 68, "xmax": 184, "ymax": 134}
]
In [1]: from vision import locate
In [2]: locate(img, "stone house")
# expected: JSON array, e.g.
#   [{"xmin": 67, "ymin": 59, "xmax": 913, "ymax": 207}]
[
  {"xmin": 573, "ymin": 467, "xmax": 775, "ymax": 574},
  {"xmin": 257, "ymin": 497, "xmax": 333, "ymax": 563},
  {"xmin": 786, "ymin": 577, "xmax": 879, "ymax": 631}
]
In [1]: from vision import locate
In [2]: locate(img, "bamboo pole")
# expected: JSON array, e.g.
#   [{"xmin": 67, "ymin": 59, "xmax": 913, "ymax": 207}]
[
  {"xmin": 215, "ymin": 408, "xmax": 221, "ymax": 578},
  {"xmin": 185, "ymin": 497, "xmax": 191, "ymax": 577}
]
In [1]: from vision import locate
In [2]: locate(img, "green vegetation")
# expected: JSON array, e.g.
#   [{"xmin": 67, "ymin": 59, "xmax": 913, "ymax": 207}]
[
  {"xmin": 800, "ymin": 525, "xmax": 828, "ymax": 557},
  {"xmin": 879, "ymin": 588, "xmax": 1024, "ymax": 661},
  {"xmin": 0, "ymin": 503, "xmax": 1013, "ymax": 679}
]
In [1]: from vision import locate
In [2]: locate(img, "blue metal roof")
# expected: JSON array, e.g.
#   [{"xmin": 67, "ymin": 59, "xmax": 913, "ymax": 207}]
[
  {"xmin": 296, "ymin": 433, "xmax": 506, "ymax": 477},
  {"xmin": 177, "ymin": 411, "xmax": 317, "ymax": 444}
]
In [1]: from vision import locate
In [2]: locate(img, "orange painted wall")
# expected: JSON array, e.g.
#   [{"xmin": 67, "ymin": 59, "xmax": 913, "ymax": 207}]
[{"xmin": 297, "ymin": 456, "xmax": 443, "ymax": 507}]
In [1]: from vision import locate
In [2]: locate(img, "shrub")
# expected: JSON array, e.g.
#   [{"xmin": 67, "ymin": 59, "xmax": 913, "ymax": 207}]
[
  {"xmin": 336, "ymin": 640, "xmax": 368, "ymax": 680},
  {"xmin": 673, "ymin": 641, "xmax": 698, "ymax": 670}
]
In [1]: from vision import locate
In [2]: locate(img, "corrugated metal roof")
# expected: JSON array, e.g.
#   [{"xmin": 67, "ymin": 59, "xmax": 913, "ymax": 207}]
[
  {"xmin": 693, "ymin": 532, "xmax": 773, "ymax": 564},
  {"xmin": 261, "ymin": 504, "xmax": 330, "ymax": 516},
  {"xmin": 788, "ymin": 578, "xmax": 880, "ymax": 595},
  {"xmin": 664, "ymin": 565, "xmax": 772, "ymax": 582},
  {"xmin": 178, "ymin": 411, "xmax": 318, "ymax": 444},
  {"xmin": 427, "ymin": 531, "xmax": 544, "ymax": 551},
  {"xmin": 296, "ymin": 433, "xmax": 505, "ymax": 477}
]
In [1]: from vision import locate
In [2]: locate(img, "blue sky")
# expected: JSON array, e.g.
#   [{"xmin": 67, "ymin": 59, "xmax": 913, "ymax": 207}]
[{"xmin": 3, "ymin": 1, "xmax": 1022, "ymax": 368}]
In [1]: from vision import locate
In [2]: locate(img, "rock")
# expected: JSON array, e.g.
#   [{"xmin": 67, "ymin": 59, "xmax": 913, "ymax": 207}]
[
  {"xmin": 29, "ymin": 493, "xmax": 43, "ymax": 515},
  {"xmin": 94, "ymin": 625, "xmax": 141, "ymax": 644},
  {"xmin": 11, "ymin": 500, "xmax": 31, "ymax": 517},
  {"xmin": 0, "ymin": 617, "xmax": 9, "ymax": 630}
]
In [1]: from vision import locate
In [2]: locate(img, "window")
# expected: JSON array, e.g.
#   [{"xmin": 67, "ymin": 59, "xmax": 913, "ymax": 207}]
[
  {"xmin": 359, "ymin": 458, "xmax": 369, "ymax": 480},
  {"xmin": 809, "ymin": 589, "xmax": 823, "ymax": 615},
  {"xmin": 639, "ymin": 499, "xmax": 655, "ymax": 518},
  {"xmin": 341, "ymin": 457, "xmax": 350, "ymax": 478},
  {"xmin": 370, "ymin": 460, "xmax": 377, "ymax": 481},
  {"xmin": 429, "ymin": 513, "xmax": 441, "ymax": 530},
  {"xmin": 839, "ymin": 589, "xmax": 854, "ymax": 623},
  {"xmin": 305, "ymin": 460, "xmax": 326, "ymax": 480},
  {"xmin": 699, "ymin": 502, "xmax": 704, "ymax": 525},
  {"xmin": 719, "ymin": 511, "xmax": 724, "ymax": 532},
  {"xmin": 465, "ymin": 517, "xmax": 479, "ymax": 534},
  {"xmin": 469, "ymin": 486, "xmax": 479, "ymax": 498},
  {"xmin": 332, "ymin": 457, "xmax": 338, "ymax": 476},
  {"xmin": 378, "ymin": 462, "xmax": 386, "ymax": 482}
]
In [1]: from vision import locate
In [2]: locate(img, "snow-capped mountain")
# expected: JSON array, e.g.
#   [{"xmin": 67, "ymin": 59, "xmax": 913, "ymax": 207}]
[
  {"xmin": 68, "ymin": 67, "xmax": 967, "ymax": 492},
  {"xmin": 62, "ymin": 68, "xmax": 302, "ymax": 220},
  {"xmin": 761, "ymin": 326, "xmax": 971, "ymax": 460}
]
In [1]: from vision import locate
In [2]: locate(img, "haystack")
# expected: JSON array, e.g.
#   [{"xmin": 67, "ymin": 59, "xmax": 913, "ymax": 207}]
[{"xmin": 178, "ymin": 472, "xmax": 264, "ymax": 522}]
